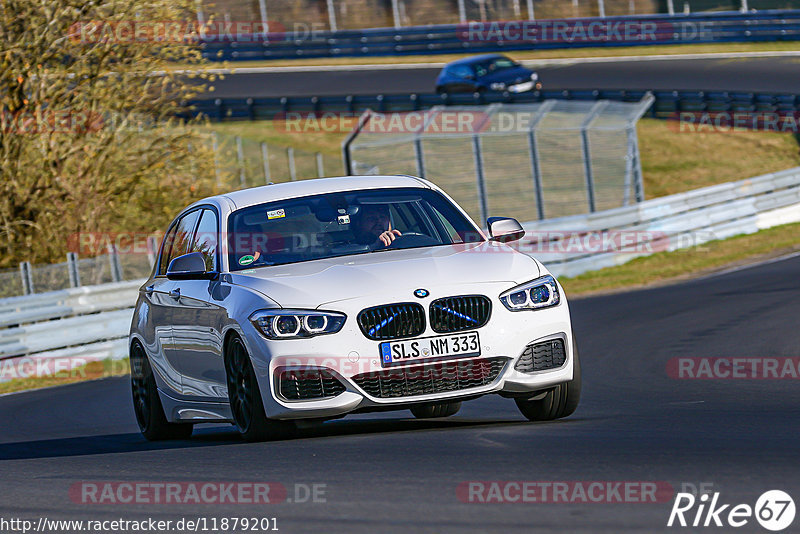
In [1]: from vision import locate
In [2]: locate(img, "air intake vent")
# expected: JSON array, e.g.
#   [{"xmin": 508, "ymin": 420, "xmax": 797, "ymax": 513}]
[
  {"xmin": 352, "ymin": 357, "xmax": 507, "ymax": 398},
  {"xmin": 514, "ymin": 339, "xmax": 566, "ymax": 373},
  {"xmin": 277, "ymin": 369, "xmax": 346, "ymax": 401},
  {"xmin": 429, "ymin": 295, "xmax": 491, "ymax": 333},
  {"xmin": 357, "ymin": 302, "xmax": 426, "ymax": 340}
]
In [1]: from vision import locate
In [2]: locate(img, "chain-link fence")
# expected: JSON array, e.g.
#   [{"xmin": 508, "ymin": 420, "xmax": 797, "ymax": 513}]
[
  {"xmin": 199, "ymin": 0, "xmax": 788, "ymax": 32},
  {"xmin": 346, "ymin": 96, "xmax": 653, "ymax": 224},
  {"xmin": 210, "ymin": 132, "xmax": 342, "ymax": 189}
]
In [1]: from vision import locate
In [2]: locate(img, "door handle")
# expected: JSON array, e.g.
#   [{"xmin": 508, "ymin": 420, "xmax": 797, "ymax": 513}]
[
  {"xmin": 169, "ymin": 288, "xmax": 181, "ymax": 300},
  {"xmin": 145, "ymin": 284, "xmax": 155, "ymax": 296}
]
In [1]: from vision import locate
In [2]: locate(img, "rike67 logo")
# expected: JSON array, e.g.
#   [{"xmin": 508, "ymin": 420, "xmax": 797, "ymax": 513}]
[{"xmin": 668, "ymin": 490, "xmax": 795, "ymax": 531}]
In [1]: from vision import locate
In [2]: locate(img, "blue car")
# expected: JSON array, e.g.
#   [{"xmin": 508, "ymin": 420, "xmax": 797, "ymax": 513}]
[{"xmin": 435, "ymin": 54, "xmax": 541, "ymax": 94}]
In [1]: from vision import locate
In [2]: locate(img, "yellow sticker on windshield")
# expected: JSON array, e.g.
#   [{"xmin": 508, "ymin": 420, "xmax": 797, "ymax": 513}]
[{"xmin": 267, "ymin": 209, "xmax": 285, "ymax": 220}]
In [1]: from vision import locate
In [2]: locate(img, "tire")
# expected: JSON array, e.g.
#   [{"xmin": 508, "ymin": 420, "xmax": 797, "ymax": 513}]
[
  {"xmin": 515, "ymin": 337, "xmax": 581, "ymax": 421},
  {"xmin": 225, "ymin": 335, "xmax": 295, "ymax": 442},
  {"xmin": 130, "ymin": 342, "xmax": 193, "ymax": 441},
  {"xmin": 410, "ymin": 401, "xmax": 462, "ymax": 419}
]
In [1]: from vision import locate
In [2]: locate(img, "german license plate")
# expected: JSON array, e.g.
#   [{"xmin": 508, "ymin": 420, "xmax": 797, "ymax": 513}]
[{"xmin": 379, "ymin": 332, "xmax": 480, "ymax": 367}]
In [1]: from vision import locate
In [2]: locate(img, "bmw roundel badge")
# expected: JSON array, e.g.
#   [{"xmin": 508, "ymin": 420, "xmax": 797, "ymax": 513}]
[{"xmin": 414, "ymin": 288, "xmax": 429, "ymax": 298}]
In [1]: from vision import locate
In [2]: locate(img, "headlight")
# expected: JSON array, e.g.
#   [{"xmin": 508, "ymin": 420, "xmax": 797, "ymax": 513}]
[
  {"xmin": 249, "ymin": 309, "xmax": 346, "ymax": 339},
  {"xmin": 490, "ymin": 82, "xmax": 506, "ymax": 91},
  {"xmin": 530, "ymin": 72, "xmax": 539, "ymax": 81},
  {"xmin": 499, "ymin": 275, "xmax": 560, "ymax": 311}
]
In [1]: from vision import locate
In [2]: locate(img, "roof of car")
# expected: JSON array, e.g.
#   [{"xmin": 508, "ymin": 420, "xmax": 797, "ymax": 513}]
[
  {"xmin": 207, "ymin": 175, "xmax": 431, "ymax": 211},
  {"xmin": 445, "ymin": 54, "xmax": 505, "ymax": 67}
]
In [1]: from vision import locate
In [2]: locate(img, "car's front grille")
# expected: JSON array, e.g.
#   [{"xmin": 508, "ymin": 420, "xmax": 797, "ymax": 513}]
[
  {"xmin": 277, "ymin": 369, "xmax": 346, "ymax": 401},
  {"xmin": 357, "ymin": 302, "xmax": 426, "ymax": 340},
  {"xmin": 429, "ymin": 295, "xmax": 492, "ymax": 333},
  {"xmin": 514, "ymin": 339, "xmax": 566, "ymax": 373},
  {"xmin": 352, "ymin": 357, "xmax": 507, "ymax": 399}
]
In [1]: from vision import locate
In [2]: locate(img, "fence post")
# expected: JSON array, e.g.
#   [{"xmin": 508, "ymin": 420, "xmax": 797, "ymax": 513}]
[
  {"xmin": 258, "ymin": 0, "xmax": 269, "ymax": 33},
  {"xmin": 108, "ymin": 244, "xmax": 123, "ymax": 282},
  {"xmin": 597, "ymin": 0, "xmax": 606, "ymax": 17},
  {"xmin": 236, "ymin": 136, "xmax": 246, "ymax": 187},
  {"xmin": 326, "ymin": 0, "xmax": 337, "ymax": 31},
  {"xmin": 391, "ymin": 0, "xmax": 401, "ymax": 28},
  {"xmin": 740, "ymin": 0, "xmax": 748, "ymax": 12},
  {"xmin": 526, "ymin": 0, "xmax": 534, "ymax": 19},
  {"xmin": 666, "ymin": 0, "xmax": 675, "ymax": 14},
  {"xmin": 414, "ymin": 138, "xmax": 426, "ymax": 179},
  {"xmin": 472, "ymin": 135, "xmax": 489, "ymax": 224},
  {"xmin": 580, "ymin": 101, "xmax": 608, "ymax": 213},
  {"xmin": 67, "ymin": 252, "xmax": 81, "ymax": 288},
  {"xmin": 19, "ymin": 261, "xmax": 34, "ymax": 295},
  {"xmin": 316, "ymin": 152, "xmax": 325, "ymax": 177},
  {"xmin": 261, "ymin": 142, "xmax": 271, "ymax": 183},
  {"xmin": 628, "ymin": 126, "xmax": 645, "ymax": 202},
  {"xmin": 212, "ymin": 133, "xmax": 222, "ymax": 187},
  {"xmin": 527, "ymin": 100, "xmax": 553, "ymax": 220},
  {"xmin": 457, "ymin": 0, "xmax": 467, "ymax": 23},
  {"xmin": 146, "ymin": 236, "xmax": 159, "ymax": 269},
  {"xmin": 287, "ymin": 147, "xmax": 297, "ymax": 181}
]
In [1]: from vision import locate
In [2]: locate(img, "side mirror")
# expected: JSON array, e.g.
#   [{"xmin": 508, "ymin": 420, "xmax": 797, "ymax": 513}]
[
  {"xmin": 166, "ymin": 252, "xmax": 215, "ymax": 280},
  {"xmin": 487, "ymin": 217, "xmax": 525, "ymax": 243}
]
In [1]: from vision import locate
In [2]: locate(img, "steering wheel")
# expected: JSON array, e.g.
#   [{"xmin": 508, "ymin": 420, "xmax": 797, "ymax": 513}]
[{"xmin": 386, "ymin": 232, "xmax": 439, "ymax": 249}]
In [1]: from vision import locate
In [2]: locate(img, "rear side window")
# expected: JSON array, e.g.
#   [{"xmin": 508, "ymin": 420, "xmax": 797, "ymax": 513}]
[
  {"xmin": 449, "ymin": 65, "xmax": 473, "ymax": 79},
  {"xmin": 158, "ymin": 210, "xmax": 200, "ymax": 275}
]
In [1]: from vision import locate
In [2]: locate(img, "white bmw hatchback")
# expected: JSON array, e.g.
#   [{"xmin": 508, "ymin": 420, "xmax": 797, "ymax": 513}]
[{"xmin": 129, "ymin": 175, "xmax": 580, "ymax": 441}]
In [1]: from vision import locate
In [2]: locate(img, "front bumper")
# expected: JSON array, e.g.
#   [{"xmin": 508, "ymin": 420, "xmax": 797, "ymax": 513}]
[{"xmin": 241, "ymin": 281, "xmax": 574, "ymax": 420}]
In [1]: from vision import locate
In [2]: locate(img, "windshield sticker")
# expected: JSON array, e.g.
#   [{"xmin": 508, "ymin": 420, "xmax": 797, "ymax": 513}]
[
  {"xmin": 239, "ymin": 255, "xmax": 255, "ymax": 266},
  {"xmin": 267, "ymin": 208, "xmax": 285, "ymax": 220},
  {"xmin": 337, "ymin": 214, "xmax": 351, "ymax": 225}
]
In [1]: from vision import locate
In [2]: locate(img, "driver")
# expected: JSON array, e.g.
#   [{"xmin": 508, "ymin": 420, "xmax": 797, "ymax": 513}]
[{"xmin": 353, "ymin": 204, "xmax": 402, "ymax": 248}]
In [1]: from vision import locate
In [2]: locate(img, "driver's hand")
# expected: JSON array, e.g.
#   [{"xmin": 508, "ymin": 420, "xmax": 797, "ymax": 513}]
[{"xmin": 378, "ymin": 229, "xmax": 402, "ymax": 247}]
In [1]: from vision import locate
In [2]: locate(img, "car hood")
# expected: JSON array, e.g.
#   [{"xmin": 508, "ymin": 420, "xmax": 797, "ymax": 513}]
[
  {"xmin": 480, "ymin": 66, "xmax": 534, "ymax": 85},
  {"xmin": 230, "ymin": 242, "xmax": 540, "ymax": 309}
]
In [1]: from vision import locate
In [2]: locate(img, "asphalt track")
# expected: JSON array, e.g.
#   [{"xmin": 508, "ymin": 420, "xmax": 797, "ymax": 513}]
[
  {"xmin": 1, "ymin": 253, "xmax": 799, "ymax": 533},
  {"xmin": 205, "ymin": 56, "xmax": 800, "ymax": 98}
]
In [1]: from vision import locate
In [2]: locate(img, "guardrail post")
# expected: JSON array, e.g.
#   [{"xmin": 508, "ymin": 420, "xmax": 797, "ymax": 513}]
[
  {"xmin": 597, "ymin": 0, "xmax": 605, "ymax": 17},
  {"xmin": 258, "ymin": 0, "xmax": 268, "ymax": 32},
  {"xmin": 287, "ymin": 147, "xmax": 297, "ymax": 181},
  {"xmin": 108, "ymin": 244, "xmax": 123, "ymax": 282},
  {"xmin": 67, "ymin": 252, "xmax": 81, "ymax": 288},
  {"xmin": 392, "ymin": 0, "xmax": 401, "ymax": 28},
  {"xmin": 236, "ymin": 136, "xmax": 246, "ymax": 187},
  {"xmin": 526, "ymin": 0, "xmax": 534, "ymax": 19},
  {"xmin": 472, "ymin": 135, "xmax": 489, "ymax": 224},
  {"xmin": 19, "ymin": 261, "xmax": 34, "ymax": 295},
  {"xmin": 740, "ymin": 0, "xmax": 748, "ymax": 11},
  {"xmin": 316, "ymin": 152, "xmax": 325, "ymax": 177},
  {"xmin": 261, "ymin": 142, "xmax": 271, "ymax": 183},
  {"xmin": 666, "ymin": 0, "xmax": 675, "ymax": 14}
]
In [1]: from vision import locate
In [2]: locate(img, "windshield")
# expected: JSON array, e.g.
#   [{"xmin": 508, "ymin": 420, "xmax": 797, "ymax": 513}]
[
  {"xmin": 227, "ymin": 187, "xmax": 483, "ymax": 270},
  {"xmin": 474, "ymin": 57, "xmax": 518, "ymax": 77}
]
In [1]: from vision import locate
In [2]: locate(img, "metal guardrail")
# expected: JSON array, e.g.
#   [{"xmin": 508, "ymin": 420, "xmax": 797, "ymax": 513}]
[
  {"xmin": 0, "ymin": 281, "xmax": 142, "ymax": 381},
  {"xmin": 2, "ymin": 166, "xmax": 799, "ymax": 376},
  {"xmin": 525, "ymin": 166, "xmax": 800, "ymax": 277},
  {"xmin": 188, "ymin": 89, "xmax": 800, "ymax": 122},
  {"xmin": 199, "ymin": 10, "xmax": 800, "ymax": 61}
]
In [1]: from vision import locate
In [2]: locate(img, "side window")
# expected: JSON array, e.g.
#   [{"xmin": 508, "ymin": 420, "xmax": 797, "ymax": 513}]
[
  {"xmin": 158, "ymin": 225, "xmax": 178, "ymax": 275},
  {"xmin": 191, "ymin": 209, "xmax": 218, "ymax": 272},
  {"xmin": 160, "ymin": 210, "xmax": 200, "ymax": 274},
  {"xmin": 451, "ymin": 65, "xmax": 473, "ymax": 79}
]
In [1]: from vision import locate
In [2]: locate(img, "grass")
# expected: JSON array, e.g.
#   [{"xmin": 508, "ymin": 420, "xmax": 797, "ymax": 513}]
[
  {"xmin": 561, "ymin": 221, "xmax": 800, "ymax": 296},
  {"xmin": 182, "ymin": 42, "xmax": 800, "ymax": 70},
  {"xmin": 637, "ymin": 118, "xmax": 800, "ymax": 199},
  {"xmin": 0, "ymin": 358, "xmax": 130, "ymax": 395}
]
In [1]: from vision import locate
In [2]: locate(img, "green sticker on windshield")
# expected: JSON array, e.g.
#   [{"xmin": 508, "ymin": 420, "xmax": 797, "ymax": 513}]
[{"xmin": 239, "ymin": 255, "xmax": 255, "ymax": 266}]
